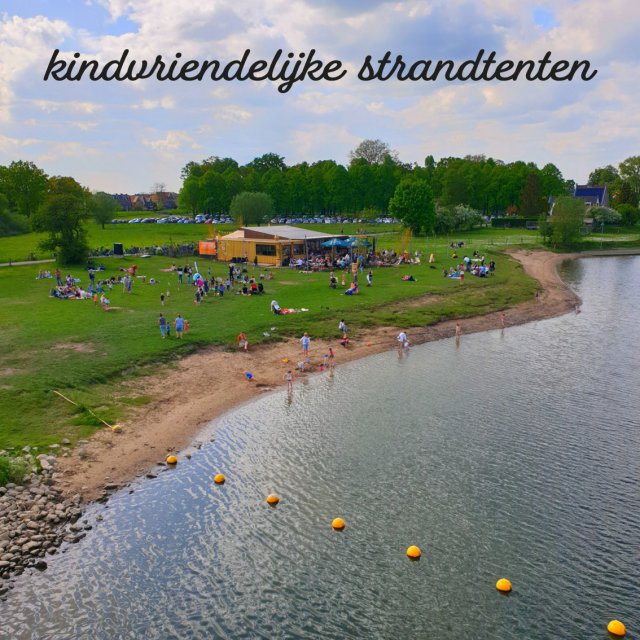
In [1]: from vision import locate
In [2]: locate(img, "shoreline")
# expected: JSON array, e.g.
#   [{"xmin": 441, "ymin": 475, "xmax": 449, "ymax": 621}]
[{"xmin": 51, "ymin": 249, "xmax": 628, "ymax": 501}]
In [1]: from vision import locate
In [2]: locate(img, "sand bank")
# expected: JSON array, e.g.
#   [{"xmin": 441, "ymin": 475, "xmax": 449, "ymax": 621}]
[{"xmin": 54, "ymin": 249, "xmax": 601, "ymax": 500}]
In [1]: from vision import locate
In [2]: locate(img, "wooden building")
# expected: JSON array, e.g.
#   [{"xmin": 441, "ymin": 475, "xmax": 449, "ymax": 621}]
[{"xmin": 216, "ymin": 225, "xmax": 340, "ymax": 266}]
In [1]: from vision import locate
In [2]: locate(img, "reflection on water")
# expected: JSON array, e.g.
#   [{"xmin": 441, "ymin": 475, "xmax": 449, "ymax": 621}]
[{"xmin": 4, "ymin": 257, "xmax": 640, "ymax": 639}]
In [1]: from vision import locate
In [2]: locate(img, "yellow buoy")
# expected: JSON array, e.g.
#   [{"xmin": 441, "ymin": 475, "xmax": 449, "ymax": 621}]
[
  {"xmin": 266, "ymin": 494, "xmax": 280, "ymax": 505},
  {"xmin": 406, "ymin": 545, "xmax": 421, "ymax": 559},
  {"xmin": 282, "ymin": 358, "xmax": 289, "ymax": 363},
  {"xmin": 111, "ymin": 424, "xmax": 123, "ymax": 433},
  {"xmin": 166, "ymin": 455, "xmax": 178, "ymax": 465},
  {"xmin": 608, "ymin": 620, "xmax": 626, "ymax": 637},
  {"xmin": 214, "ymin": 473, "xmax": 226, "ymax": 484},
  {"xmin": 496, "ymin": 578, "xmax": 512, "ymax": 593},
  {"xmin": 332, "ymin": 517, "xmax": 345, "ymax": 530}
]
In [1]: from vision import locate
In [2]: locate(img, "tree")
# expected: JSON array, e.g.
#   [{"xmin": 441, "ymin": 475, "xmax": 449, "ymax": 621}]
[
  {"xmin": 590, "ymin": 206, "xmax": 621, "ymax": 225},
  {"xmin": 588, "ymin": 164, "xmax": 619, "ymax": 186},
  {"xmin": 0, "ymin": 160, "xmax": 48, "ymax": 217},
  {"xmin": 31, "ymin": 176, "xmax": 91, "ymax": 264},
  {"xmin": 247, "ymin": 153, "xmax": 286, "ymax": 174},
  {"xmin": 619, "ymin": 156, "xmax": 640, "ymax": 200},
  {"xmin": 349, "ymin": 139, "xmax": 399, "ymax": 165},
  {"xmin": 229, "ymin": 191, "xmax": 273, "ymax": 226},
  {"xmin": 550, "ymin": 196, "xmax": 585, "ymax": 246},
  {"xmin": 615, "ymin": 203, "xmax": 639, "ymax": 227},
  {"xmin": 519, "ymin": 172, "xmax": 547, "ymax": 217},
  {"xmin": 90, "ymin": 192, "xmax": 117, "ymax": 229},
  {"xmin": 388, "ymin": 180, "xmax": 435, "ymax": 235}
]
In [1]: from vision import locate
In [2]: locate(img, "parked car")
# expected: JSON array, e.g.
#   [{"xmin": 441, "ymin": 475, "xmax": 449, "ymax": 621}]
[{"xmin": 128, "ymin": 218, "xmax": 141, "ymax": 223}]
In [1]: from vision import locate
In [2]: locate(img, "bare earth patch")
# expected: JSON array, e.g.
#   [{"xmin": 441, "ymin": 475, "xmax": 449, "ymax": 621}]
[
  {"xmin": 0, "ymin": 368, "xmax": 19, "ymax": 377},
  {"xmin": 53, "ymin": 342, "xmax": 96, "ymax": 353}
]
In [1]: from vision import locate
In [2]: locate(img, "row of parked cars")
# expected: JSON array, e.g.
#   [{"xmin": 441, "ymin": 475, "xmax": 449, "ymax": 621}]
[
  {"xmin": 111, "ymin": 215, "xmax": 398, "ymax": 225},
  {"xmin": 111, "ymin": 215, "xmax": 234, "ymax": 225}
]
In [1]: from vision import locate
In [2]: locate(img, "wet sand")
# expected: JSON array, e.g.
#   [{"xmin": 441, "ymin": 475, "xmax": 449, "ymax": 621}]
[{"xmin": 54, "ymin": 249, "xmax": 597, "ymax": 500}]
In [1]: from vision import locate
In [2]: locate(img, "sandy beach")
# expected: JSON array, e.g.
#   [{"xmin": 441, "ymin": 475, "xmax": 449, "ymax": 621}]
[{"xmin": 54, "ymin": 249, "xmax": 594, "ymax": 500}]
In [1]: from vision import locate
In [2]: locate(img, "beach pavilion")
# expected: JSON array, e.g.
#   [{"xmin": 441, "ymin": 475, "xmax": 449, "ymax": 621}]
[{"xmin": 214, "ymin": 225, "xmax": 344, "ymax": 266}]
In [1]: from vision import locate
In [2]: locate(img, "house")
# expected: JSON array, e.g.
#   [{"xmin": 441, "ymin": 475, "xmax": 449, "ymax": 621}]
[
  {"xmin": 574, "ymin": 184, "xmax": 609, "ymax": 207},
  {"xmin": 215, "ymin": 225, "xmax": 342, "ymax": 266}
]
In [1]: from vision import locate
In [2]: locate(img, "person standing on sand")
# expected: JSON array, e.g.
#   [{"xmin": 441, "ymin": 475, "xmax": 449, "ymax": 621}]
[
  {"xmin": 338, "ymin": 319, "xmax": 348, "ymax": 339},
  {"xmin": 284, "ymin": 370, "xmax": 293, "ymax": 393},
  {"xmin": 175, "ymin": 314, "xmax": 185, "ymax": 339},
  {"xmin": 455, "ymin": 322, "xmax": 462, "ymax": 338},
  {"xmin": 159, "ymin": 313, "xmax": 167, "ymax": 338},
  {"xmin": 328, "ymin": 347, "xmax": 335, "ymax": 370},
  {"xmin": 300, "ymin": 332, "xmax": 311, "ymax": 356}
]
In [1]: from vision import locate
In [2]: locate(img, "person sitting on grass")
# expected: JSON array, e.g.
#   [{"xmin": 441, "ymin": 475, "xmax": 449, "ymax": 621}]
[
  {"xmin": 271, "ymin": 300, "xmax": 282, "ymax": 314},
  {"xmin": 344, "ymin": 282, "xmax": 359, "ymax": 296},
  {"xmin": 100, "ymin": 294, "xmax": 110, "ymax": 310}
]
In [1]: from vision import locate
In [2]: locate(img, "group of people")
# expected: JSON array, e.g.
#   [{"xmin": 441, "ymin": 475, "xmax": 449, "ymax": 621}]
[{"xmin": 158, "ymin": 313, "xmax": 187, "ymax": 339}]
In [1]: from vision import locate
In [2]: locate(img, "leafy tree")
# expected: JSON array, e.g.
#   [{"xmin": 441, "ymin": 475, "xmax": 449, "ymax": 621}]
[
  {"xmin": 615, "ymin": 180, "xmax": 637, "ymax": 206},
  {"xmin": 32, "ymin": 176, "xmax": 91, "ymax": 264},
  {"xmin": 247, "ymin": 153, "xmax": 286, "ymax": 174},
  {"xmin": 0, "ymin": 160, "xmax": 48, "ymax": 217},
  {"xmin": 590, "ymin": 207, "xmax": 621, "ymax": 225},
  {"xmin": 615, "ymin": 203, "xmax": 639, "ymax": 227},
  {"xmin": 229, "ymin": 191, "xmax": 273, "ymax": 226},
  {"xmin": 179, "ymin": 176, "xmax": 204, "ymax": 215},
  {"xmin": 519, "ymin": 172, "xmax": 547, "ymax": 217},
  {"xmin": 618, "ymin": 156, "xmax": 640, "ymax": 200},
  {"xmin": 349, "ymin": 139, "xmax": 399, "ymax": 165},
  {"xmin": 588, "ymin": 164, "xmax": 619, "ymax": 186},
  {"xmin": 388, "ymin": 180, "xmax": 435, "ymax": 235},
  {"xmin": 550, "ymin": 196, "xmax": 585, "ymax": 246},
  {"xmin": 90, "ymin": 192, "xmax": 117, "ymax": 229}
]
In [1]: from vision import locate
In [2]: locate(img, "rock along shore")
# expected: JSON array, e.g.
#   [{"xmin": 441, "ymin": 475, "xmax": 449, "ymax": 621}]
[{"xmin": 0, "ymin": 447, "xmax": 91, "ymax": 598}]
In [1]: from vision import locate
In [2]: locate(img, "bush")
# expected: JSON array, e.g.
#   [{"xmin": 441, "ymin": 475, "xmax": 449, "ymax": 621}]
[
  {"xmin": 0, "ymin": 211, "xmax": 30, "ymax": 237},
  {"xmin": 615, "ymin": 203, "xmax": 640, "ymax": 227},
  {"xmin": 590, "ymin": 206, "xmax": 621, "ymax": 225},
  {"xmin": 0, "ymin": 456, "xmax": 30, "ymax": 486}
]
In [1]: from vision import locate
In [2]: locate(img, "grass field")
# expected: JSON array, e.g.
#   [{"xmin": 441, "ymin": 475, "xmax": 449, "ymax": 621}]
[{"xmin": 0, "ymin": 238, "xmax": 537, "ymax": 449}]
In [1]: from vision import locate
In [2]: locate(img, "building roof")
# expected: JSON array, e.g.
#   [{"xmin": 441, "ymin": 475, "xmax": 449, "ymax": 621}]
[
  {"xmin": 574, "ymin": 185, "xmax": 607, "ymax": 200},
  {"xmin": 221, "ymin": 225, "xmax": 338, "ymax": 241}
]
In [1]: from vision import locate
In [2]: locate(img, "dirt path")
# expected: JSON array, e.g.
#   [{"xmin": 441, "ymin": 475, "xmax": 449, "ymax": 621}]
[{"xmin": 54, "ymin": 249, "xmax": 584, "ymax": 501}]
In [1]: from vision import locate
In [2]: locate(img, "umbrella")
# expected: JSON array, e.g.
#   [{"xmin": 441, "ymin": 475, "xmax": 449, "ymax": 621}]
[
  {"xmin": 322, "ymin": 238, "xmax": 348, "ymax": 248},
  {"xmin": 345, "ymin": 237, "xmax": 371, "ymax": 247}
]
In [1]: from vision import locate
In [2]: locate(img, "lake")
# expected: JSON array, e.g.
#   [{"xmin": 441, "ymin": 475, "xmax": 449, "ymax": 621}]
[{"xmin": 3, "ymin": 256, "xmax": 639, "ymax": 639}]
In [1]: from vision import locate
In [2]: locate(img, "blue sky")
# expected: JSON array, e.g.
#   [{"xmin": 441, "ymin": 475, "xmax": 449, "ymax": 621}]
[{"xmin": 0, "ymin": 0, "xmax": 638, "ymax": 193}]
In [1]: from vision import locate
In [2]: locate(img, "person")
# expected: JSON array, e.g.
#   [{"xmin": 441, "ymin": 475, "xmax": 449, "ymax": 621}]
[
  {"xmin": 254, "ymin": 256, "xmax": 258, "ymax": 269},
  {"xmin": 328, "ymin": 347, "xmax": 335, "ymax": 370},
  {"xmin": 159, "ymin": 313, "xmax": 167, "ymax": 338},
  {"xmin": 100, "ymin": 294, "xmax": 110, "ymax": 310},
  {"xmin": 175, "ymin": 314, "xmax": 185, "ymax": 339},
  {"xmin": 500, "ymin": 312, "xmax": 506, "ymax": 329},
  {"xmin": 160, "ymin": 293, "xmax": 165, "ymax": 306},
  {"xmin": 284, "ymin": 370, "xmax": 293, "ymax": 393},
  {"xmin": 323, "ymin": 353, "xmax": 329, "ymax": 368},
  {"xmin": 194, "ymin": 291, "xmax": 201, "ymax": 305},
  {"xmin": 237, "ymin": 332, "xmax": 249, "ymax": 352},
  {"xmin": 55, "ymin": 268, "xmax": 62, "ymax": 286},
  {"xmin": 344, "ymin": 282, "xmax": 358, "ymax": 295},
  {"xmin": 341, "ymin": 273, "xmax": 346, "ymax": 287},
  {"xmin": 271, "ymin": 300, "xmax": 282, "ymax": 315},
  {"xmin": 397, "ymin": 331, "xmax": 409, "ymax": 349},
  {"xmin": 166, "ymin": 318, "xmax": 171, "ymax": 338},
  {"xmin": 338, "ymin": 319, "xmax": 347, "ymax": 338},
  {"xmin": 455, "ymin": 322, "xmax": 462, "ymax": 338},
  {"xmin": 366, "ymin": 270, "xmax": 373, "ymax": 287},
  {"xmin": 300, "ymin": 332, "xmax": 311, "ymax": 355}
]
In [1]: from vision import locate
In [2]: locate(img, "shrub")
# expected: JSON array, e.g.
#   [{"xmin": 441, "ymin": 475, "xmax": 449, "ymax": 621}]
[{"xmin": 0, "ymin": 456, "xmax": 30, "ymax": 486}]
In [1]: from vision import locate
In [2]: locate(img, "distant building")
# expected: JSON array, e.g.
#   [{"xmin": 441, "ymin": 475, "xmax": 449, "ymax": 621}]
[
  {"xmin": 110, "ymin": 191, "xmax": 178, "ymax": 212},
  {"xmin": 574, "ymin": 184, "xmax": 609, "ymax": 207}
]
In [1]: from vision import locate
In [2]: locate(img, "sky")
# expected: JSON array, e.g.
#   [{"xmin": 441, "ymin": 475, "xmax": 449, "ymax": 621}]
[{"xmin": 0, "ymin": 0, "xmax": 638, "ymax": 194}]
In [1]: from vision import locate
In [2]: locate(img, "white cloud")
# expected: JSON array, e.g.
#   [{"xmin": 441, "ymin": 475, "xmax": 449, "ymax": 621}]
[
  {"xmin": 33, "ymin": 100, "xmax": 103, "ymax": 114},
  {"xmin": 0, "ymin": 14, "xmax": 71, "ymax": 122},
  {"xmin": 132, "ymin": 96, "xmax": 176, "ymax": 110},
  {"xmin": 142, "ymin": 130, "xmax": 202, "ymax": 154}
]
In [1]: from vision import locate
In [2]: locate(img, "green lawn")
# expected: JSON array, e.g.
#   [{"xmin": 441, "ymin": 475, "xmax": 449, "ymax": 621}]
[{"xmin": 0, "ymin": 240, "xmax": 537, "ymax": 449}]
